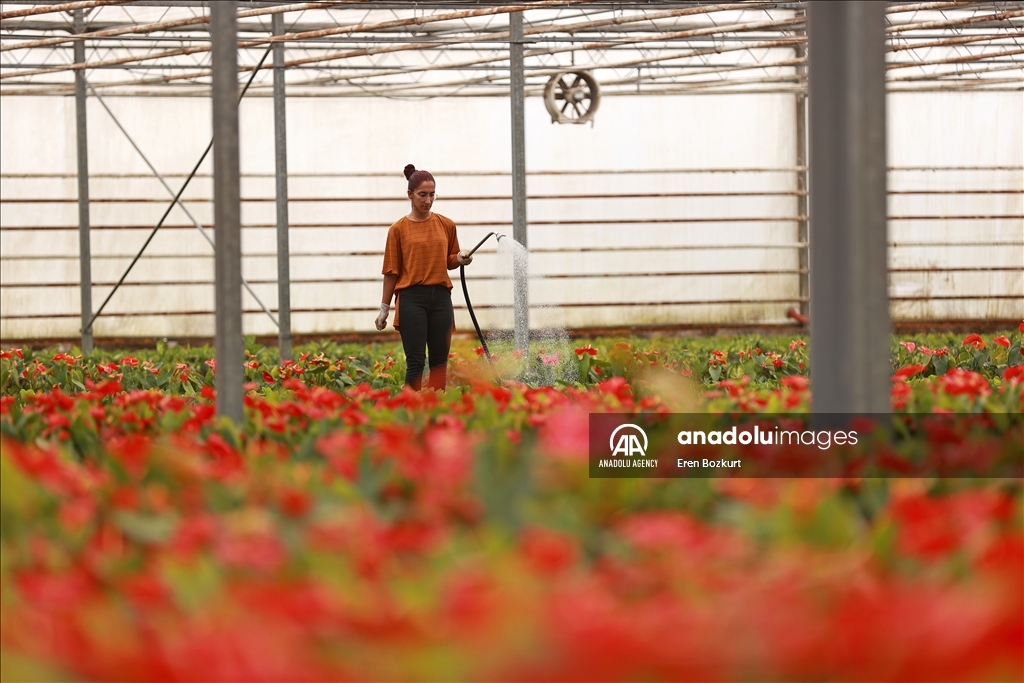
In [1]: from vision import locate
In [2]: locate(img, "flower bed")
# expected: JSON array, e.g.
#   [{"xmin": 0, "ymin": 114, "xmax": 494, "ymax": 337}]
[{"xmin": 1, "ymin": 329, "xmax": 1022, "ymax": 681}]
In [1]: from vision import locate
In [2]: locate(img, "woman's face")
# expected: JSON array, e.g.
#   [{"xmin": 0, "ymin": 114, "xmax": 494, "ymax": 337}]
[{"xmin": 408, "ymin": 180, "xmax": 436, "ymax": 215}]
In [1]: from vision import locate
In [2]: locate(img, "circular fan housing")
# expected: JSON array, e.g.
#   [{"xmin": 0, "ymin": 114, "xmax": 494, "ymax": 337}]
[{"xmin": 543, "ymin": 70, "xmax": 601, "ymax": 125}]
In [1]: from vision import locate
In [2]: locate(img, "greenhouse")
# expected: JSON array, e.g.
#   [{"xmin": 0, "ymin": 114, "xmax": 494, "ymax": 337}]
[
  {"xmin": 1, "ymin": 1, "xmax": 1020, "ymax": 346},
  {"xmin": 0, "ymin": 2, "xmax": 1022, "ymax": 681}
]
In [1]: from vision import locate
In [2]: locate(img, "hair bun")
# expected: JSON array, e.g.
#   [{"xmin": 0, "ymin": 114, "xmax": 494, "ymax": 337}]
[{"xmin": 403, "ymin": 164, "xmax": 416, "ymax": 180}]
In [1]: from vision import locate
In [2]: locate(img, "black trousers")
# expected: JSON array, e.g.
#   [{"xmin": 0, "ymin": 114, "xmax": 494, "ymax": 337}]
[{"xmin": 398, "ymin": 284, "xmax": 453, "ymax": 390}]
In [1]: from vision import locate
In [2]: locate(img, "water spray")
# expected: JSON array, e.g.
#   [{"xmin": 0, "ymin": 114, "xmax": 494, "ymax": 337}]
[{"xmin": 460, "ymin": 232, "xmax": 505, "ymax": 361}]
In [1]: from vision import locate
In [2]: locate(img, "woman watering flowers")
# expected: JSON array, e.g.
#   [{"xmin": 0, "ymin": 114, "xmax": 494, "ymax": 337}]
[{"xmin": 376, "ymin": 164, "xmax": 473, "ymax": 391}]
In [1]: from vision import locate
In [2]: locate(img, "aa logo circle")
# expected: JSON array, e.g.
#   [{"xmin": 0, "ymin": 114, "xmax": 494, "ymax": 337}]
[{"xmin": 609, "ymin": 424, "xmax": 648, "ymax": 457}]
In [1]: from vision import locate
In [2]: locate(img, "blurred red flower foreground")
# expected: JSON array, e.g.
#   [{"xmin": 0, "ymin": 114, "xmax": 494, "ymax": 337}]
[{"xmin": 1, "ymin": 343, "xmax": 1022, "ymax": 682}]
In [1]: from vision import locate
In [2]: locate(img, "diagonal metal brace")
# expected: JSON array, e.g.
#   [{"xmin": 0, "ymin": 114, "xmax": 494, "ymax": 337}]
[
  {"xmin": 82, "ymin": 46, "xmax": 273, "ymax": 335},
  {"xmin": 85, "ymin": 80, "xmax": 280, "ymax": 328}
]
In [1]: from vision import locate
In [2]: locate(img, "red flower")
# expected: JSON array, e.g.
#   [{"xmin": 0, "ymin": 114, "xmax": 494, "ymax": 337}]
[
  {"xmin": 538, "ymin": 405, "xmax": 590, "ymax": 462},
  {"xmin": 215, "ymin": 531, "xmax": 287, "ymax": 572},
  {"xmin": 891, "ymin": 382, "xmax": 912, "ymax": 409},
  {"xmin": 596, "ymin": 376, "xmax": 633, "ymax": 403},
  {"xmin": 120, "ymin": 572, "xmax": 170, "ymax": 609},
  {"xmin": 937, "ymin": 368, "xmax": 991, "ymax": 398},
  {"xmin": 84, "ymin": 378, "xmax": 122, "ymax": 396},
  {"xmin": 781, "ymin": 375, "xmax": 809, "ymax": 390},
  {"xmin": 315, "ymin": 431, "xmax": 365, "ymax": 480},
  {"xmin": 961, "ymin": 334, "xmax": 985, "ymax": 349},
  {"xmin": 58, "ymin": 496, "xmax": 96, "ymax": 532},
  {"xmin": 278, "ymin": 487, "xmax": 313, "ymax": 518},
  {"xmin": 991, "ymin": 335, "xmax": 1010, "ymax": 348},
  {"xmin": 51, "ymin": 352, "xmax": 80, "ymax": 366},
  {"xmin": 45, "ymin": 413, "xmax": 70, "ymax": 430},
  {"xmin": 1, "ymin": 396, "xmax": 16, "ymax": 415},
  {"xmin": 170, "ymin": 515, "xmax": 219, "ymax": 559},
  {"xmin": 892, "ymin": 364, "xmax": 927, "ymax": 382},
  {"xmin": 891, "ymin": 490, "xmax": 1014, "ymax": 560},
  {"xmin": 519, "ymin": 527, "xmax": 578, "ymax": 574},
  {"xmin": 574, "ymin": 345, "xmax": 598, "ymax": 357},
  {"xmin": 14, "ymin": 567, "xmax": 97, "ymax": 610},
  {"xmin": 899, "ymin": 341, "xmax": 916, "ymax": 353}
]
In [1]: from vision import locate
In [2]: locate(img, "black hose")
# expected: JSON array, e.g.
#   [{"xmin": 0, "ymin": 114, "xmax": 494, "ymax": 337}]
[{"xmin": 460, "ymin": 264, "xmax": 491, "ymax": 361}]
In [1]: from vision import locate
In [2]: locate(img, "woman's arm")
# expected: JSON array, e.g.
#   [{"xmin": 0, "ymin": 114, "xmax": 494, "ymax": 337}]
[
  {"xmin": 446, "ymin": 220, "xmax": 462, "ymax": 270},
  {"xmin": 381, "ymin": 273, "xmax": 398, "ymax": 305}
]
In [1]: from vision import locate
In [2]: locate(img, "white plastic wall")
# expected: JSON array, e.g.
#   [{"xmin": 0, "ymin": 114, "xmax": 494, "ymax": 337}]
[{"xmin": 1, "ymin": 89, "xmax": 1021, "ymax": 340}]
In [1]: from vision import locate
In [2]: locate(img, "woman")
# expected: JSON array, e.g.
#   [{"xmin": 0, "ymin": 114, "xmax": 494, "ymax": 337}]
[{"xmin": 376, "ymin": 164, "xmax": 473, "ymax": 391}]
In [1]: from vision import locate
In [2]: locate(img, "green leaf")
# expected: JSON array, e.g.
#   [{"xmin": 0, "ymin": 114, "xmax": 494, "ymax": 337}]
[
  {"xmin": 1008, "ymin": 341, "xmax": 1022, "ymax": 367},
  {"xmin": 112, "ymin": 511, "xmax": 176, "ymax": 544},
  {"xmin": 579, "ymin": 353, "xmax": 591, "ymax": 380}
]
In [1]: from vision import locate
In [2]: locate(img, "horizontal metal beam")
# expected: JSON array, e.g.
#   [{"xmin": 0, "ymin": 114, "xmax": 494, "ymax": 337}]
[
  {"xmin": 5, "ymin": 165, "xmax": 1020, "ymax": 179},
  {"xmin": 0, "ymin": 0, "xmax": 132, "ymax": 20},
  {"xmin": 10, "ymin": 188, "xmax": 1024, "ymax": 204},
  {"xmin": 9, "ymin": 241, "xmax": 1024, "ymax": 262},
  {"xmin": 7, "ymin": 215, "xmax": 1024, "ymax": 232},
  {"xmin": 11, "ymin": 265, "xmax": 1024, "ymax": 289},
  {"xmin": 10, "ymin": 295, "xmax": 1024, "ymax": 322}
]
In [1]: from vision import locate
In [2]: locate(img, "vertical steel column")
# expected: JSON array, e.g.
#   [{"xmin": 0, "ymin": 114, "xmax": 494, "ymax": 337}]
[
  {"xmin": 510, "ymin": 10, "xmax": 529, "ymax": 351},
  {"xmin": 73, "ymin": 10, "xmax": 93, "ymax": 354},
  {"xmin": 808, "ymin": 1, "xmax": 890, "ymax": 414},
  {"xmin": 272, "ymin": 13, "xmax": 292, "ymax": 362},
  {"xmin": 211, "ymin": 1, "xmax": 243, "ymax": 424},
  {"xmin": 795, "ymin": 15, "xmax": 809, "ymax": 319}
]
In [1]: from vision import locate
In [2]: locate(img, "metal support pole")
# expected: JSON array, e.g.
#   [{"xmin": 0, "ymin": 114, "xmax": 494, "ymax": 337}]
[
  {"xmin": 795, "ymin": 15, "xmax": 809, "ymax": 319},
  {"xmin": 808, "ymin": 1, "xmax": 890, "ymax": 414},
  {"xmin": 272, "ymin": 12, "xmax": 292, "ymax": 362},
  {"xmin": 73, "ymin": 9, "xmax": 93, "ymax": 353},
  {"xmin": 510, "ymin": 10, "xmax": 529, "ymax": 351},
  {"xmin": 211, "ymin": 1, "xmax": 243, "ymax": 424}
]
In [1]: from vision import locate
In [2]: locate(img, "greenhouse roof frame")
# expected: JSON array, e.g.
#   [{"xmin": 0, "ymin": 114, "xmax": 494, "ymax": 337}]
[{"xmin": 0, "ymin": 1, "xmax": 1021, "ymax": 97}]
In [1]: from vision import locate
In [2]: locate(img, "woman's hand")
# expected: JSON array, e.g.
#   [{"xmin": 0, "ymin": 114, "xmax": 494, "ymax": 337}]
[
  {"xmin": 457, "ymin": 250, "xmax": 473, "ymax": 266},
  {"xmin": 375, "ymin": 303, "xmax": 390, "ymax": 331}
]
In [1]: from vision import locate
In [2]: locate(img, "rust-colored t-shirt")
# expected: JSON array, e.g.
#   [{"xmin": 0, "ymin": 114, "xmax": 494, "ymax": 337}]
[{"xmin": 382, "ymin": 213, "xmax": 461, "ymax": 328}]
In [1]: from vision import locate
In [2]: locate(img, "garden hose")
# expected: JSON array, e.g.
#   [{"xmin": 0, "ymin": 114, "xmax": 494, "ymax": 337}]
[
  {"xmin": 460, "ymin": 231, "xmax": 503, "ymax": 361},
  {"xmin": 460, "ymin": 265, "xmax": 490, "ymax": 361}
]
